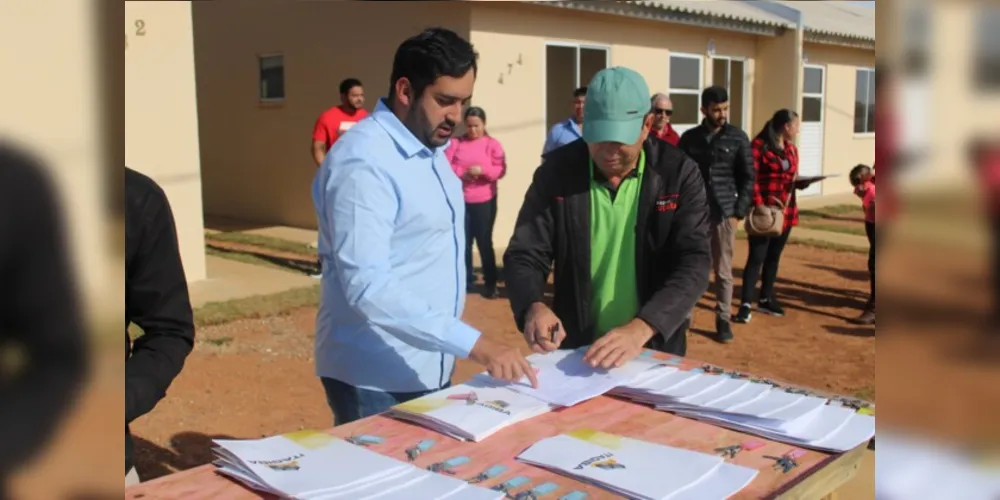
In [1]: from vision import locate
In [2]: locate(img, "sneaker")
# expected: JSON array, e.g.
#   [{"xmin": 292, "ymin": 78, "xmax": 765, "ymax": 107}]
[
  {"xmin": 716, "ymin": 321, "xmax": 734, "ymax": 344},
  {"xmin": 758, "ymin": 298, "xmax": 786, "ymax": 317},
  {"xmin": 733, "ymin": 304, "xmax": 753, "ymax": 324},
  {"xmin": 484, "ymin": 287, "xmax": 500, "ymax": 300},
  {"xmin": 851, "ymin": 309, "xmax": 875, "ymax": 325}
]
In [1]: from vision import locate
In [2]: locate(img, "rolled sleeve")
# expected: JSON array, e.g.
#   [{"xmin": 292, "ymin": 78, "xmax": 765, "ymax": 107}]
[{"xmin": 326, "ymin": 155, "xmax": 482, "ymax": 358}]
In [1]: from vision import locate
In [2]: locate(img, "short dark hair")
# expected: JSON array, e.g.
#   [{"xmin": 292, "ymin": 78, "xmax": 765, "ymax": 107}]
[
  {"xmin": 388, "ymin": 28, "xmax": 478, "ymax": 104},
  {"xmin": 574, "ymin": 86, "xmax": 588, "ymax": 98},
  {"xmin": 701, "ymin": 86, "xmax": 729, "ymax": 108},
  {"xmin": 464, "ymin": 106, "xmax": 487, "ymax": 123},
  {"xmin": 339, "ymin": 78, "xmax": 362, "ymax": 95}
]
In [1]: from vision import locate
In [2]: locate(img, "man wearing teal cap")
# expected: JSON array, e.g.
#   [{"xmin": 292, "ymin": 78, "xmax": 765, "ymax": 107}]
[{"xmin": 504, "ymin": 67, "xmax": 712, "ymax": 367}]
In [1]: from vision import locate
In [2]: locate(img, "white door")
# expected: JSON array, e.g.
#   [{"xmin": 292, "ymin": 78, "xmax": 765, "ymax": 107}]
[{"xmin": 799, "ymin": 65, "xmax": 825, "ymax": 197}]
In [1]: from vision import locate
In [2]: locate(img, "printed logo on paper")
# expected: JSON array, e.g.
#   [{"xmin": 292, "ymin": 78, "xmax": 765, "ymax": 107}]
[
  {"xmin": 574, "ymin": 452, "xmax": 625, "ymax": 471},
  {"xmin": 247, "ymin": 453, "xmax": 305, "ymax": 472},
  {"xmin": 476, "ymin": 400, "xmax": 512, "ymax": 415}
]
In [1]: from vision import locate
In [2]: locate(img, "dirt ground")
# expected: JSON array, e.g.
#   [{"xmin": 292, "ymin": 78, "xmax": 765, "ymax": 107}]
[{"xmin": 130, "ymin": 241, "xmax": 877, "ymax": 480}]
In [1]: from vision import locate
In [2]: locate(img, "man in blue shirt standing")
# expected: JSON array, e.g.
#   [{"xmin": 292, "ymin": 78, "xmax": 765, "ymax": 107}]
[
  {"xmin": 313, "ymin": 28, "xmax": 538, "ymax": 426},
  {"xmin": 542, "ymin": 86, "xmax": 587, "ymax": 154}
]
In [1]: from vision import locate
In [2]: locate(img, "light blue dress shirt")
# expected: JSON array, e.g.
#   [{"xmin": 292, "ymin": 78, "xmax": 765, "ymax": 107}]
[
  {"xmin": 542, "ymin": 117, "xmax": 583, "ymax": 154},
  {"xmin": 312, "ymin": 99, "xmax": 481, "ymax": 393}
]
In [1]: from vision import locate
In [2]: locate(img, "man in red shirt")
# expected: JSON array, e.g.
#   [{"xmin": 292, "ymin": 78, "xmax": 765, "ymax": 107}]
[
  {"xmin": 311, "ymin": 78, "xmax": 368, "ymax": 166},
  {"xmin": 310, "ymin": 78, "xmax": 368, "ymax": 278},
  {"xmin": 650, "ymin": 93, "xmax": 680, "ymax": 146}
]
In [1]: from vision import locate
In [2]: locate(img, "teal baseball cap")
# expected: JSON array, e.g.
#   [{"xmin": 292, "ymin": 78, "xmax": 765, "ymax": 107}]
[{"xmin": 582, "ymin": 67, "xmax": 651, "ymax": 145}]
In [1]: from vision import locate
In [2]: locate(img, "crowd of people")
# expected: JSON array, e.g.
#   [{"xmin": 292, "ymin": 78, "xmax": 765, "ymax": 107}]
[{"xmin": 120, "ymin": 27, "xmax": 879, "ymax": 488}]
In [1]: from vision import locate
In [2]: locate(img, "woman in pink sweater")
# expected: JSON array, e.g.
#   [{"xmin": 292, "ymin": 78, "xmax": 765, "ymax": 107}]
[{"xmin": 446, "ymin": 107, "xmax": 507, "ymax": 299}]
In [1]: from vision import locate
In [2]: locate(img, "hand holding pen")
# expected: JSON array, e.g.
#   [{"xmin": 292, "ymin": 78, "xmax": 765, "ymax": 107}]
[{"xmin": 524, "ymin": 302, "xmax": 566, "ymax": 354}]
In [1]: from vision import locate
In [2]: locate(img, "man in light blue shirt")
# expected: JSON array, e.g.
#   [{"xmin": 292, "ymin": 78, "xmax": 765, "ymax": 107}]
[
  {"xmin": 313, "ymin": 28, "xmax": 537, "ymax": 426},
  {"xmin": 542, "ymin": 86, "xmax": 587, "ymax": 154}
]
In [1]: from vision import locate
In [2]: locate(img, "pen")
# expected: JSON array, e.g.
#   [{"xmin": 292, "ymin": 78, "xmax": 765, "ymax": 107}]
[{"xmin": 542, "ymin": 324, "xmax": 560, "ymax": 343}]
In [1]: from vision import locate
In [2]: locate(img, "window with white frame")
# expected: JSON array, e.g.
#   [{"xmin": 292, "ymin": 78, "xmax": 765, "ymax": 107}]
[
  {"xmin": 669, "ymin": 54, "xmax": 704, "ymax": 129},
  {"xmin": 259, "ymin": 54, "xmax": 285, "ymax": 102},
  {"xmin": 975, "ymin": 6, "xmax": 1000, "ymax": 90},
  {"xmin": 854, "ymin": 68, "xmax": 876, "ymax": 134}
]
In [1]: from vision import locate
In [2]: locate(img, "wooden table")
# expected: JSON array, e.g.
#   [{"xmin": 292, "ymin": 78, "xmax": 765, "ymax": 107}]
[{"xmin": 124, "ymin": 356, "xmax": 869, "ymax": 500}]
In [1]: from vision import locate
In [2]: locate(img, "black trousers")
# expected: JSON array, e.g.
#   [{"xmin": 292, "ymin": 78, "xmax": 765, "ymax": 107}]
[
  {"xmin": 866, "ymin": 222, "xmax": 876, "ymax": 306},
  {"xmin": 741, "ymin": 229, "xmax": 792, "ymax": 304},
  {"xmin": 466, "ymin": 199, "xmax": 498, "ymax": 289}
]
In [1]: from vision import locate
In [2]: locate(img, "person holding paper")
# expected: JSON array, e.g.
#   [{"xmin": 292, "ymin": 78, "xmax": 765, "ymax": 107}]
[
  {"xmin": 314, "ymin": 28, "xmax": 537, "ymax": 426},
  {"xmin": 734, "ymin": 110, "xmax": 821, "ymax": 325},
  {"xmin": 504, "ymin": 67, "xmax": 712, "ymax": 367}
]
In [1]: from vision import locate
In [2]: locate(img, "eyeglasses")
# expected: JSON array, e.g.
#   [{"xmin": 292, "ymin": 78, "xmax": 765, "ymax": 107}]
[{"xmin": 653, "ymin": 109, "xmax": 674, "ymax": 116}]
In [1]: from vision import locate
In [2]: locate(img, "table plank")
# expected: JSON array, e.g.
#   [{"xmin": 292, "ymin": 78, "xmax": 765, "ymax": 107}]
[{"xmin": 125, "ymin": 356, "xmax": 870, "ymax": 499}]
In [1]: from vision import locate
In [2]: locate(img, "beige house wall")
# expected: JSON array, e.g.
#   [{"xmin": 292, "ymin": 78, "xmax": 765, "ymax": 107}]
[
  {"xmin": 928, "ymin": 3, "xmax": 994, "ymax": 189},
  {"xmin": 753, "ymin": 30, "xmax": 802, "ymax": 135},
  {"xmin": 125, "ymin": 1, "xmax": 207, "ymax": 281},
  {"xmin": 804, "ymin": 43, "xmax": 877, "ymax": 196},
  {"xmin": 469, "ymin": 2, "xmax": 759, "ymax": 248},
  {"xmin": 0, "ymin": 1, "xmax": 108, "ymax": 303},
  {"xmin": 193, "ymin": 0, "xmax": 472, "ymax": 229}
]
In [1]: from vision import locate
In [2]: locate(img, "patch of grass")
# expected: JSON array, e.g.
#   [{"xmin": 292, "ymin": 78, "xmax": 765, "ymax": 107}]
[
  {"xmin": 206, "ymin": 247, "xmax": 299, "ymax": 273},
  {"xmin": 128, "ymin": 323, "xmax": 145, "ymax": 339},
  {"xmin": 798, "ymin": 223, "xmax": 867, "ymax": 237},
  {"xmin": 788, "ymin": 238, "xmax": 867, "ymax": 254},
  {"xmin": 194, "ymin": 285, "xmax": 321, "ymax": 328},
  {"xmin": 201, "ymin": 336, "xmax": 234, "ymax": 347},
  {"xmin": 206, "ymin": 231, "xmax": 315, "ymax": 256},
  {"xmin": 854, "ymin": 386, "xmax": 875, "ymax": 402},
  {"xmin": 799, "ymin": 204, "xmax": 863, "ymax": 219},
  {"xmin": 736, "ymin": 231, "xmax": 867, "ymax": 254}
]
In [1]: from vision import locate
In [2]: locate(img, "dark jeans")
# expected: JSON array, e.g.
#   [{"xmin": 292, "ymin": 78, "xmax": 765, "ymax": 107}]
[
  {"xmin": 321, "ymin": 378, "xmax": 449, "ymax": 427},
  {"xmin": 741, "ymin": 229, "xmax": 792, "ymax": 304},
  {"xmin": 866, "ymin": 222, "xmax": 876, "ymax": 306},
  {"xmin": 466, "ymin": 199, "xmax": 498, "ymax": 289}
]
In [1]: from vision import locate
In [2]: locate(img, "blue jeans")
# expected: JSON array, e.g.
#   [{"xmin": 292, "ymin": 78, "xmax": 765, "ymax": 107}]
[{"xmin": 321, "ymin": 378, "xmax": 450, "ymax": 427}]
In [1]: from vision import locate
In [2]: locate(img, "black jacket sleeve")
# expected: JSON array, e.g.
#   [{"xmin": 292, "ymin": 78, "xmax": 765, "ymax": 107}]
[
  {"xmin": 502, "ymin": 165, "xmax": 556, "ymax": 333},
  {"xmin": 637, "ymin": 158, "xmax": 712, "ymax": 340},
  {"xmin": 0, "ymin": 147, "xmax": 87, "ymax": 477},
  {"xmin": 734, "ymin": 131, "xmax": 756, "ymax": 218},
  {"xmin": 125, "ymin": 185, "xmax": 194, "ymax": 424}
]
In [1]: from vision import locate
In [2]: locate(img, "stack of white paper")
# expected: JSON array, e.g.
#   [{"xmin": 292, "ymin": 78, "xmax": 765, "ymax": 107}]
[
  {"xmin": 212, "ymin": 432, "xmax": 505, "ymax": 499},
  {"xmin": 610, "ymin": 371, "xmax": 876, "ymax": 453},
  {"xmin": 504, "ymin": 348, "xmax": 665, "ymax": 407},
  {"xmin": 387, "ymin": 375, "xmax": 556, "ymax": 442},
  {"xmin": 516, "ymin": 430, "xmax": 758, "ymax": 500}
]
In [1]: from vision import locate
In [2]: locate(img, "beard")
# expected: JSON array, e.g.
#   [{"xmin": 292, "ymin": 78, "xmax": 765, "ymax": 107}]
[
  {"xmin": 708, "ymin": 116, "xmax": 728, "ymax": 128},
  {"xmin": 404, "ymin": 100, "xmax": 456, "ymax": 149}
]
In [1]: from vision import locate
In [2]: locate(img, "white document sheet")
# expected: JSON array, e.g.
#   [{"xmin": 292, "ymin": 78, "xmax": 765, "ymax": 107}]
[
  {"xmin": 506, "ymin": 349, "xmax": 662, "ymax": 407},
  {"xmin": 388, "ymin": 376, "xmax": 554, "ymax": 441},
  {"xmin": 517, "ymin": 431, "xmax": 756, "ymax": 500},
  {"xmin": 214, "ymin": 435, "xmax": 412, "ymax": 497},
  {"xmin": 666, "ymin": 461, "xmax": 760, "ymax": 500}
]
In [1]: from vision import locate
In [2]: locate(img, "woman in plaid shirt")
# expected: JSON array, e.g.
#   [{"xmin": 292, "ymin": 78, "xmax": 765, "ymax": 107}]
[{"xmin": 735, "ymin": 109, "xmax": 819, "ymax": 324}]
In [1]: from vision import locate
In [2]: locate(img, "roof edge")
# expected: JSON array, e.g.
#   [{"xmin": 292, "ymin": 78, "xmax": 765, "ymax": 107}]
[
  {"xmin": 527, "ymin": 1, "xmax": 789, "ymax": 37},
  {"xmin": 804, "ymin": 30, "xmax": 876, "ymax": 51}
]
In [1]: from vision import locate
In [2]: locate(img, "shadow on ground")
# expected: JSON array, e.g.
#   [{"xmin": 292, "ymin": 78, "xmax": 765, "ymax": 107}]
[
  {"xmin": 134, "ymin": 432, "xmax": 238, "ymax": 480},
  {"xmin": 208, "ymin": 244, "xmax": 318, "ymax": 275}
]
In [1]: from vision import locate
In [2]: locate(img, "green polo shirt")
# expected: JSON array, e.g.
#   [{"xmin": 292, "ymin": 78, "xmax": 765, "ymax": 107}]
[{"xmin": 589, "ymin": 151, "xmax": 645, "ymax": 340}]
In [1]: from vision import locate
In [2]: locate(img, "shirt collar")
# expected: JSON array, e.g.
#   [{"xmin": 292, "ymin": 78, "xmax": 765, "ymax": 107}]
[
  {"xmin": 371, "ymin": 98, "xmax": 433, "ymax": 159},
  {"xmin": 565, "ymin": 117, "xmax": 583, "ymax": 136}
]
